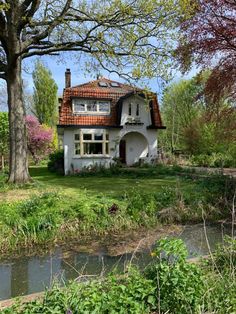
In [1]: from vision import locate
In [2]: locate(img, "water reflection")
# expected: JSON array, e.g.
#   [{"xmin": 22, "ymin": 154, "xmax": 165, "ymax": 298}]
[{"xmin": 0, "ymin": 224, "xmax": 231, "ymax": 301}]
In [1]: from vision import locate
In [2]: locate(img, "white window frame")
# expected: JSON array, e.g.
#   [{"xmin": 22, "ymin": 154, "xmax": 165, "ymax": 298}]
[
  {"xmin": 73, "ymin": 99, "xmax": 111, "ymax": 115},
  {"xmin": 74, "ymin": 130, "xmax": 109, "ymax": 157}
]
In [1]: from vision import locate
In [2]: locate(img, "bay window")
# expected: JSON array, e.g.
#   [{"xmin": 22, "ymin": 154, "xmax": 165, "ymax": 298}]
[{"xmin": 74, "ymin": 130, "xmax": 109, "ymax": 156}]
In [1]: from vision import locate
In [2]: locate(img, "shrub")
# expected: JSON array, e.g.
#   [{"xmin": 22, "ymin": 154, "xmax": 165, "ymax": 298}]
[
  {"xmin": 4, "ymin": 269, "xmax": 156, "ymax": 314},
  {"xmin": 211, "ymin": 236, "xmax": 236, "ymax": 270},
  {"xmin": 145, "ymin": 238, "xmax": 204, "ymax": 314},
  {"xmin": 48, "ymin": 150, "xmax": 64, "ymax": 174},
  {"xmin": 190, "ymin": 153, "xmax": 236, "ymax": 168},
  {"xmin": 203, "ymin": 238, "xmax": 236, "ymax": 313},
  {"xmin": 196, "ymin": 174, "xmax": 236, "ymax": 212}
]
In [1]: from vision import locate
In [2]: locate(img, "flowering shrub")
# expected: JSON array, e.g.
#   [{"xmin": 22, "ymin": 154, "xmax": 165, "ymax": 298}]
[{"xmin": 26, "ymin": 116, "xmax": 54, "ymax": 164}]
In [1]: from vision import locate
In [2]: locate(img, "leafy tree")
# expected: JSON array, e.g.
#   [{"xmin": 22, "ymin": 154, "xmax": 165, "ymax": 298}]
[
  {"xmin": 0, "ymin": 0, "xmax": 190, "ymax": 183},
  {"xmin": 26, "ymin": 116, "xmax": 54, "ymax": 164},
  {"xmin": 0, "ymin": 111, "xmax": 8, "ymax": 170},
  {"xmin": 32, "ymin": 60, "xmax": 58, "ymax": 127},
  {"xmin": 161, "ymin": 73, "xmax": 236, "ymax": 162},
  {"xmin": 160, "ymin": 74, "xmax": 205, "ymax": 153},
  {"xmin": 177, "ymin": 0, "xmax": 236, "ymax": 101}
]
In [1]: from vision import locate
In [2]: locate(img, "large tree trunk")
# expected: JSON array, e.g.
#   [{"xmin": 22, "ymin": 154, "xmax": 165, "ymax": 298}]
[{"xmin": 6, "ymin": 57, "xmax": 31, "ymax": 183}]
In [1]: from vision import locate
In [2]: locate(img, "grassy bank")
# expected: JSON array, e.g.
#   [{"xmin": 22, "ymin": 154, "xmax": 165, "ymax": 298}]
[
  {"xmin": 0, "ymin": 166, "xmax": 235, "ymax": 257},
  {"xmin": 2, "ymin": 237, "xmax": 236, "ymax": 314}
]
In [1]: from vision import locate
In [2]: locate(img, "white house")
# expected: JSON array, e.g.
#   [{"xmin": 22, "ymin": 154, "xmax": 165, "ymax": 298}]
[{"xmin": 58, "ymin": 69, "xmax": 165, "ymax": 175}]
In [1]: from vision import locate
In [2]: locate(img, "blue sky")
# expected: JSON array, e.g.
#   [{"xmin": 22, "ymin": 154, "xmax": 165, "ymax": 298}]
[
  {"xmin": 22, "ymin": 55, "xmax": 198, "ymax": 98},
  {"xmin": 0, "ymin": 55, "xmax": 198, "ymax": 111}
]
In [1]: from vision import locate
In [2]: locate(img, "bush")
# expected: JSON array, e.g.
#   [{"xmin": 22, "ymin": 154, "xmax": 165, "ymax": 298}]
[
  {"xmin": 211, "ymin": 236, "xmax": 236, "ymax": 270},
  {"xmin": 3, "ymin": 269, "xmax": 156, "ymax": 314},
  {"xmin": 190, "ymin": 152, "xmax": 236, "ymax": 168},
  {"xmin": 145, "ymin": 238, "xmax": 204, "ymax": 314},
  {"xmin": 47, "ymin": 150, "xmax": 64, "ymax": 174},
  {"xmin": 203, "ymin": 238, "xmax": 236, "ymax": 313},
  {"xmin": 196, "ymin": 174, "xmax": 236, "ymax": 212}
]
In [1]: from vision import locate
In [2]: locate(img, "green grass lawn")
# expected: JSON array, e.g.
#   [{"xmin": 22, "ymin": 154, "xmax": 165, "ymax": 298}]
[
  {"xmin": 28, "ymin": 166, "xmax": 182, "ymax": 197},
  {"xmin": 0, "ymin": 166, "xmax": 233, "ymax": 256}
]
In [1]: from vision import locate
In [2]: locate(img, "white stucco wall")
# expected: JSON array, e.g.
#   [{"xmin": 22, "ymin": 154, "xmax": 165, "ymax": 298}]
[
  {"xmin": 61, "ymin": 94, "xmax": 159, "ymax": 174},
  {"xmin": 121, "ymin": 95, "xmax": 152, "ymax": 126}
]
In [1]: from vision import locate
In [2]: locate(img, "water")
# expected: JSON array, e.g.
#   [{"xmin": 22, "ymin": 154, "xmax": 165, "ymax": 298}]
[{"xmin": 0, "ymin": 224, "xmax": 232, "ymax": 301}]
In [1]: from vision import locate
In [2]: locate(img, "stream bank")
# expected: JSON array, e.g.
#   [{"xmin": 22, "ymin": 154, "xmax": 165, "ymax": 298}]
[{"xmin": 0, "ymin": 223, "xmax": 232, "ymax": 301}]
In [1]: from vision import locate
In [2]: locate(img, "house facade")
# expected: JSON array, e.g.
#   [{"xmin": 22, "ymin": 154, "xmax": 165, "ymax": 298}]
[{"xmin": 58, "ymin": 69, "xmax": 165, "ymax": 175}]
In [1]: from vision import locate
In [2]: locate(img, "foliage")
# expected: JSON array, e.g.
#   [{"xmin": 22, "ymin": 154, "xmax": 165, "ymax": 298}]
[
  {"xmin": 26, "ymin": 116, "xmax": 54, "ymax": 164},
  {"xmin": 3, "ymin": 268, "xmax": 157, "ymax": 314},
  {"xmin": 32, "ymin": 60, "xmax": 58, "ymax": 127},
  {"xmin": 161, "ymin": 73, "xmax": 236, "ymax": 165},
  {"xmin": 211, "ymin": 236, "xmax": 236, "ymax": 270},
  {"xmin": 145, "ymin": 238, "xmax": 204, "ymax": 313},
  {"xmin": 190, "ymin": 153, "xmax": 236, "ymax": 168},
  {"xmin": 48, "ymin": 150, "xmax": 64, "ymax": 174},
  {"xmin": 203, "ymin": 271, "xmax": 236, "ymax": 314},
  {"xmin": 160, "ymin": 74, "xmax": 205, "ymax": 153},
  {"xmin": 177, "ymin": 0, "xmax": 236, "ymax": 101},
  {"xmin": 0, "ymin": 111, "xmax": 9, "ymax": 157},
  {"xmin": 202, "ymin": 237, "xmax": 236, "ymax": 313}
]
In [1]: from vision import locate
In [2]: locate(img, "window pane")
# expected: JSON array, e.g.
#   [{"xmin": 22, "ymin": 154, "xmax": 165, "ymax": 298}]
[
  {"xmin": 83, "ymin": 143, "xmax": 103, "ymax": 155},
  {"xmin": 136, "ymin": 104, "xmax": 139, "ymax": 116},
  {"xmin": 128, "ymin": 103, "xmax": 132, "ymax": 116},
  {"xmin": 94, "ymin": 133, "xmax": 103, "ymax": 141},
  {"xmin": 106, "ymin": 133, "xmax": 109, "ymax": 141},
  {"xmin": 74, "ymin": 134, "xmax": 80, "ymax": 141},
  {"xmin": 83, "ymin": 133, "xmax": 92, "ymax": 140},
  {"xmin": 75, "ymin": 143, "xmax": 80, "ymax": 155},
  {"xmin": 99, "ymin": 102, "xmax": 110, "ymax": 112},
  {"xmin": 74, "ymin": 103, "xmax": 85, "ymax": 112},
  {"xmin": 87, "ymin": 102, "xmax": 97, "ymax": 112},
  {"xmin": 106, "ymin": 143, "xmax": 109, "ymax": 154}
]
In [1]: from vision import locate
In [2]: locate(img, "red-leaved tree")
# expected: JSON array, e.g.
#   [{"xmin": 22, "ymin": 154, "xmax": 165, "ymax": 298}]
[
  {"xmin": 177, "ymin": 0, "xmax": 236, "ymax": 101},
  {"xmin": 26, "ymin": 116, "xmax": 54, "ymax": 165}
]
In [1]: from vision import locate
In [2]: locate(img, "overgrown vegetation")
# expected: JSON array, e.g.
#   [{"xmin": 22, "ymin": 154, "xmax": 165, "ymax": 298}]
[
  {"xmin": 0, "ymin": 166, "xmax": 235, "ymax": 256},
  {"xmin": 3, "ymin": 237, "xmax": 236, "ymax": 313},
  {"xmin": 160, "ymin": 72, "xmax": 236, "ymax": 168}
]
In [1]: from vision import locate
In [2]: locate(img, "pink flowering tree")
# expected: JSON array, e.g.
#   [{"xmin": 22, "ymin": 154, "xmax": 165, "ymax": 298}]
[{"xmin": 26, "ymin": 116, "xmax": 54, "ymax": 164}]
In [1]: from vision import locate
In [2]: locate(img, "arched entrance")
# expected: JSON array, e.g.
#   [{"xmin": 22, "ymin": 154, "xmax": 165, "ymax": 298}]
[{"xmin": 119, "ymin": 132, "xmax": 149, "ymax": 166}]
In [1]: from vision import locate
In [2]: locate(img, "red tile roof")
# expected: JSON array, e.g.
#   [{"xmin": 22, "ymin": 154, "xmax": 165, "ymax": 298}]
[{"xmin": 58, "ymin": 77, "xmax": 164, "ymax": 128}]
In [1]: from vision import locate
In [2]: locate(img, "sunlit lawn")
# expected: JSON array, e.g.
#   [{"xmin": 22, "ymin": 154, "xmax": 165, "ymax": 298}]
[
  {"xmin": 29, "ymin": 167, "xmax": 182, "ymax": 196},
  {"xmin": 0, "ymin": 166, "xmax": 192, "ymax": 202}
]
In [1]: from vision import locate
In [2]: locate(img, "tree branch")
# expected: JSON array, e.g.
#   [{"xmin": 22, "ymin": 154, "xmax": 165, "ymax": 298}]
[
  {"xmin": 19, "ymin": 0, "xmax": 41, "ymax": 32},
  {"xmin": 23, "ymin": 0, "xmax": 72, "ymax": 50}
]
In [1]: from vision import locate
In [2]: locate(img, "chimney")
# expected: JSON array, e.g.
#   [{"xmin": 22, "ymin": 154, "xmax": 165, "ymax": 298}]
[{"xmin": 65, "ymin": 68, "xmax": 71, "ymax": 88}]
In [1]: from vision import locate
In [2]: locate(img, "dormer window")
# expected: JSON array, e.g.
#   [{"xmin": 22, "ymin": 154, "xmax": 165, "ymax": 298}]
[
  {"xmin": 110, "ymin": 82, "xmax": 120, "ymax": 87},
  {"xmin": 73, "ymin": 99, "xmax": 110, "ymax": 114},
  {"xmin": 98, "ymin": 81, "xmax": 108, "ymax": 87}
]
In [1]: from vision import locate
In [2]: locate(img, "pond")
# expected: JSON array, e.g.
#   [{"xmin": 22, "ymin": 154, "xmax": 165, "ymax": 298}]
[{"xmin": 0, "ymin": 223, "xmax": 232, "ymax": 301}]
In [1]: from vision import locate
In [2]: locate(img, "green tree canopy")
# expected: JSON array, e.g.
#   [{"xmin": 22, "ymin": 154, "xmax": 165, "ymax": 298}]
[
  {"xmin": 160, "ymin": 72, "xmax": 236, "ymax": 163},
  {"xmin": 161, "ymin": 74, "xmax": 205, "ymax": 153},
  {"xmin": 32, "ymin": 61, "xmax": 58, "ymax": 127}
]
